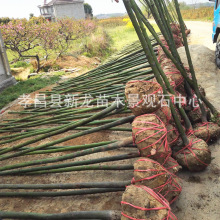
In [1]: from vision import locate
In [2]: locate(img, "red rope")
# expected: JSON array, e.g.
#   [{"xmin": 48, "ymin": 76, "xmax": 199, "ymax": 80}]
[
  {"xmin": 163, "ymin": 156, "xmax": 180, "ymax": 173},
  {"xmin": 174, "ymin": 136, "xmax": 210, "ymax": 169},
  {"xmin": 121, "ymin": 185, "xmax": 177, "ymax": 220},
  {"xmin": 193, "ymin": 122, "xmax": 215, "ymax": 143},
  {"xmin": 132, "ymin": 114, "xmax": 170, "ymax": 157},
  {"xmin": 132, "ymin": 158, "xmax": 182, "ymax": 204}
]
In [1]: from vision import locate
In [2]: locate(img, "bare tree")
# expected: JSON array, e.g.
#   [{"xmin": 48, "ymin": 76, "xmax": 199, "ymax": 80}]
[{"xmin": 191, "ymin": 0, "xmax": 198, "ymax": 10}]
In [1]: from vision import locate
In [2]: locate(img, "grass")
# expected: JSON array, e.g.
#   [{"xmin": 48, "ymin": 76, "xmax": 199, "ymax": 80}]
[
  {"xmin": 0, "ymin": 74, "xmax": 63, "ymax": 110},
  {"xmin": 106, "ymin": 23, "xmax": 159, "ymax": 52},
  {"xmin": 107, "ymin": 26, "xmax": 138, "ymax": 52},
  {"xmin": 10, "ymin": 61, "xmax": 30, "ymax": 68}
]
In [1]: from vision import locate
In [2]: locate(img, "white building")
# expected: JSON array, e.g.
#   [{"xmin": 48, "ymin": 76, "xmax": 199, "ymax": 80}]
[
  {"xmin": 38, "ymin": 0, "xmax": 85, "ymax": 21},
  {"xmin": 0, "ymin": 30, "xmax": 16, "ymax": 92}
]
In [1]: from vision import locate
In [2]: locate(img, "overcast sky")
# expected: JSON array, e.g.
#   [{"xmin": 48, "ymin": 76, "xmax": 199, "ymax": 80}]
[{"xmin": 0, "ymin": 0, "xmax": 211, "ymax": 19}]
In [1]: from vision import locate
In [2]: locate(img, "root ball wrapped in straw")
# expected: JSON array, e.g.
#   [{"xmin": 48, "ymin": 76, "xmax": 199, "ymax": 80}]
[
  {"xmin": 193, "ymin": 122, "xmax": 220, "ymax": 143},
  {"xmin": 157, "ymin": 48, "xmax": 168, "ymax": 63},
  {"xmin": 132, "ymin": 158, "xmax": 182, "ymax": 204},
  {"xmin": 132, "ymin": 114, "xmax": 171, "ymax": 164},
  {"xmin": 173, "ymin": 136, "xmax": 211, "ymax": 172},
  {"xmin": 125, "ymin": 81, "xmax": 163, "ymax": 116},
  {"xmin": 121, "ymin": 185, "xmax": 177, "ymax": 220}
]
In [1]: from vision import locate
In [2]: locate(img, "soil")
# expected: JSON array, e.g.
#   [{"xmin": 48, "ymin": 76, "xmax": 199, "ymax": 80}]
[{"xmin": 10, "ymin": 55, "xmax": 101, "ymax": 81}]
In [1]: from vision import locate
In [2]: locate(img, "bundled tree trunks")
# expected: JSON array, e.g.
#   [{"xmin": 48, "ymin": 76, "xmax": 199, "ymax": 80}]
[
  {"xmin": 0, "ymin": 181, "xmax": 131, "ymax": 190},
  {"xmin": 0, "ymin": 137, "xmax": 134, "ymax": 175},
  {"xmin": 0, "ymin": 210, "xmax": 121, "ymax": 220},
  {"xmin": 0, "ymin": 188, "xmax": 126, "ymax": 198}
]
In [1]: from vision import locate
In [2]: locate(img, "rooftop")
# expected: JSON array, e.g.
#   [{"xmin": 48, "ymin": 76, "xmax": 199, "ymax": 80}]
[{"xmin": 39, "ymin": 0, "xmax": 84, "ymax": 7}]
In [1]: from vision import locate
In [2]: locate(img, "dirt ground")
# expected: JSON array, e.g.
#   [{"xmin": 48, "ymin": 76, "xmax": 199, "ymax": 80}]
[
  {"xmin": 0, "ymin": 21, "xmax": 220, "ymax": 220},
  {"xmin": 10, "ymin": 55, "xmax": 101, "ymax": 81},
  {"xmin": 174, "ymin": 44, "xmax": 220, "ymax": 220},
  {"xmin": 185, "ymin": 21, "xmax": 215, "ymax": 51}
]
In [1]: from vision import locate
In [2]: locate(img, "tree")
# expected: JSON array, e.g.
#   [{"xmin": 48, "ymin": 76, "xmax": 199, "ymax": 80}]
[
  {"xmin": 0, "ymin": 17, "xmax": 11, "ymax": 25},
  {"xmin": 0, "ymin": 19, "xmax": 41, "ymax": 71},
  {"xmin": 29, "ymin": 13, "xmax": 34, "ymax": 19},
  {"xmin": 84, "ymin": 3, "xmax": 93, "ymax": 18},
  {"xmin": 191, "ymin": 0, "xmax": 198, "ymax": 9},
  {"xmin": 0, "ymin": 18, "xmax": 97, "ymax": 72},
  {"xmin": 139, "ymin": 0, "xmax": 152, "ymax": 19}
]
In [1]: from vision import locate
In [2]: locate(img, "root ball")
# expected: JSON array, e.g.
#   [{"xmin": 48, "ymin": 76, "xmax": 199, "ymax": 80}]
[
  {"xmin": 125, "ymin": 81, "xmax": 163, "ymax": 116},
  {"xmin": 121, "ymin": 185, "xmax": 176, "ymax": 220},
  {"xmin": 133, "ymin": 158, "xmax": 182, "ymax": 203},
  {"xmin": 132, "ymin": 114, "xmax": 171, "ymax": 164},
  {"xmin": 173, "ymin": 136, "xmax": 211, "ymax": 172},
  {"xmin": 193, "ymin": 122, "xmax": 220, "ymax": 143}
]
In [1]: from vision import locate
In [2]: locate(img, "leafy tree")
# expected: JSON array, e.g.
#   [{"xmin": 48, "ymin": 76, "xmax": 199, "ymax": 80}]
[
  {"xmin": 0, "ymin": 17, "xmax": 11, "ymax": 25},
  {"xmin": 29, "ymin": 13, "xmax": 34, "ymax": 19},
  {"xmin": 0, "ymin": 19, "xmax": 41, "ymax": 71},
  {"xmin": 84, "ymin": 3, "xmax": 93, "ymax": 18},
  {"xmin": 0, "ymin": 18, "xmax": 97, "ymax": 72}
]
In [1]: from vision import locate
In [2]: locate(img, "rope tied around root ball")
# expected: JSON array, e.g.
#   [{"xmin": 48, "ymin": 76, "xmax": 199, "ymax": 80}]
[
  {"xmin": 173, "ymin": 135, "xmax": 211, "ymax": 172},
  {"xmin": 132, "ymin": 158, "xmax": 182, "ymax": 204},
  {"xmin": 132, "ymin": 114, "xmax": 171, "ymax": 162},
  {"xmin": 121, "ymin": 185, "xmax": 177, "ymax": 220},
  {"xmin": 125, "ymin": 81, "xmax": 163, "ymax": 116}
]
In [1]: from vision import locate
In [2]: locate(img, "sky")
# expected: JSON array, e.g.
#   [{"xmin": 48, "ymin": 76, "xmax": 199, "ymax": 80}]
[{"xmin": 0, "ymin": 0, "xmax": 211, "ymax": 19}]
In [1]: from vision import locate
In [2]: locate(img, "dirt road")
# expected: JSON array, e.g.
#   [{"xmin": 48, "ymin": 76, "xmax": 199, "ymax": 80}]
[
  {"xmin": 174, "ymin": 22, "xmax": 220, "ymax": 220},
  {"xmin": 185, "ymin": 21, "xmax": 215, "ymax": 51}
]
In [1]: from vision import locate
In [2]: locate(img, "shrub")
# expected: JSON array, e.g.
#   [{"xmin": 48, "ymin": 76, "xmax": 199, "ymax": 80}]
[{"xmin": 84, "ymin": 28, "xmax": 112, "ymax": 58}]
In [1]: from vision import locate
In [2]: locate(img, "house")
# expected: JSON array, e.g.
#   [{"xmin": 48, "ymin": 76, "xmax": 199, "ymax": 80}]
[
  {"xmin": 38, "ymin": 0, "xmax": 85, "ymax": 21},
  {"xmin": 0, "ymin": 30, "xmax": 16, "ymax": 93}
]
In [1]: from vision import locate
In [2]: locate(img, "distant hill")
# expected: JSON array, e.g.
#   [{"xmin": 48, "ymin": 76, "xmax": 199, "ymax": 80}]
[
  {"xmin": 95, "ymin": 13, "xmax": 126, "ymax": 19},
  {"xmin": 188, "ymin": 2, "xmax": 215, "ymax": 8}
]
